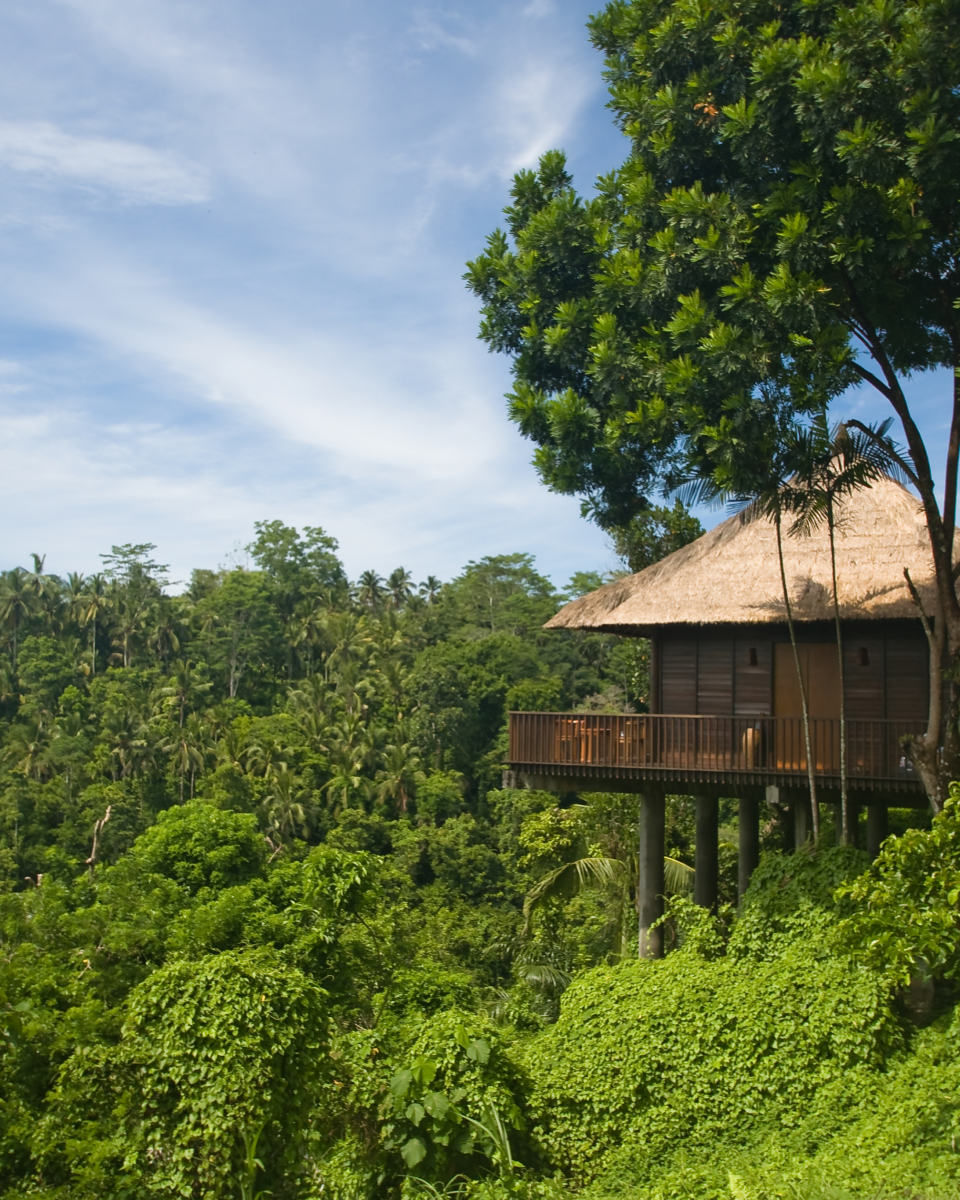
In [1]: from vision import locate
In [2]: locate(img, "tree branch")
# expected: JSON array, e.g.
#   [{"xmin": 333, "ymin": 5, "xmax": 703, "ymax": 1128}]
[
  {"xmin": 849, "ymin": 358, "xmax": 893, "ymax": 400},
  {"xmin": 904, "ymin": 567, "xmax": 934, "ymax": 643}
]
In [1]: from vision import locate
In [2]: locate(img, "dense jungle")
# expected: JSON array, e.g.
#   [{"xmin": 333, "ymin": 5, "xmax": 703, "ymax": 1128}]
[{"xmin": 0, "ymin": 521, "xmax": 958, "ymax": 1200}]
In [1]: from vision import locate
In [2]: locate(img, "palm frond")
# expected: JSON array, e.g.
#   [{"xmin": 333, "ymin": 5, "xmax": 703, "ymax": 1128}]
[
  {"xmin": 523, "ymin": 856, "xmax": 624, "ymax": 931},
  {"xmin": 664, "ymin": 856, "xmax": 695, "ymax": 895},
  {"xmin": 518, "ymin": 963, "xmax": 572, "ymax": 992}
]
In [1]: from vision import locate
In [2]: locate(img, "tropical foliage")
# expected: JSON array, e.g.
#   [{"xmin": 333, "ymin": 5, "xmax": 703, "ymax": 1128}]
[{"xmin": 0, "ymin": 516, "xmax": 952, "ymax": 1200}]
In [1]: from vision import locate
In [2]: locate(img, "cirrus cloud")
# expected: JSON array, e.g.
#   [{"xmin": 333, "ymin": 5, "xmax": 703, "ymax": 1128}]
[{"xmin": 0, "ymin": 119, "xmax": 208, "ymax": 205}]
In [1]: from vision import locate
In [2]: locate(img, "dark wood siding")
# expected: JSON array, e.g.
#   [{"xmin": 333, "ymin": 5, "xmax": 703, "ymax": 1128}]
[
  {"xmin": 734, "ymin": 638, "xmax": 772, "ymax": 715},
  {"xmin": 661, "ymin": 636, "xmax": 697, "ymax": 714},
  {"xmin": 844, "ymin": 636, "xmax": 884, "ymax": 719},
  {"xmin": 697, "ymin": 636, "xmax": 734, "ymax": 714},
  {"xmin": 655, "ymin": 624, "xmax": 927, "ymax": 723},
  {"xmin": 885, "ymin": 636, "xmax": 928, "ymax": 722}
]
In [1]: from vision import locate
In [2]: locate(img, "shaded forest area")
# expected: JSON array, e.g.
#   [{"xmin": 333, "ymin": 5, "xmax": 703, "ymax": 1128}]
[{"xmin": 1, "ymin": 524, "xmax": 958, "ymax": 1200}]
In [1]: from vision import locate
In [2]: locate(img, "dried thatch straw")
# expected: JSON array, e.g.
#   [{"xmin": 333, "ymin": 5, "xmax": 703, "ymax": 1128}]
[{"xmin": 547, "ymin": 477, "xmax": 938, "ymax": 633}]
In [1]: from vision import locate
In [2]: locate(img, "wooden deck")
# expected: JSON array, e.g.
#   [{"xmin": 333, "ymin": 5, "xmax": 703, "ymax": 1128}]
[{"xmin": 508, "ymin": 712, "xmax": 926, "ymax": 792}]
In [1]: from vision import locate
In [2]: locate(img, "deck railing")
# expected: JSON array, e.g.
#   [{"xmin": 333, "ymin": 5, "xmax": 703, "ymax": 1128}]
[{"xmin": 509, "ymin": 712, "xmax": 925, "ymax": 785}]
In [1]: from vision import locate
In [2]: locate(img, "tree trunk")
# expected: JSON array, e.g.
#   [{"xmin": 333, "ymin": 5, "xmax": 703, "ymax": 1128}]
[
  {"xmin": 828, "ymin": 501, "xmax": 849, "ymax": 842},
  {"xmin": 775, "ymin": 508, "xmax": 820, "ymax": 840}
]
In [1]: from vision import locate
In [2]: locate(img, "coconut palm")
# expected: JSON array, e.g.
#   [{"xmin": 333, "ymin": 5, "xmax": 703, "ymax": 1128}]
[
  {"xmin": 148, "ymin": 606, "xmax": 181, "ymax": 664},
  {"xmin": 78, "ymin": 574, "xmax": 110, "ymax": 677},
  {"xmin": 243, "ymin": 732, "xmax": 290, "ymax": 780},
  {"xmin": 4, "ymin": 717, "xmax": 49, "ymax": 780},
  {"xmin": 386, "ymin": 567, "xmax": 414, "ymax": 610},
  {"xmin": 27, "ymin": 555, "xmax": 63, "ymax": 634},
  {"xmin": 102, "ymin": 701, "xmax": 153, "ymax": 782},
  {"xmin": 0, "ymin": 569, "xmax": 34, "ymax": 669},
  {"xmin": 418, "ymin": 576, "xmax": 442, "ymax": 605},
  {"xmin": 356, "ymin": 570, "xmax": 385, "ymax": 610},
  {"xmin": 682, "ymin": 421, "xmax": 823, "ymax": 841},
  {"xmin": 783, "ymin": 417, "xmax": 911, "ymax": 844},
  {"xmin": 375, "ymin": 739, "xmax": 425, "ymax": 814},
  {"xmin": 522, "ymin": 853, "xmax": 694, "ymax": 961},
  {"xmin": 159, "ymin": 659, "xmax": 212, "ymax": 727},
  {"xmin": 161, "ymin": 713, "xmax": 214, "ymax": 801},
  {"xmin": 323, "ymin": 611, "xmax": 372, "ymax": 680},
  {"xmin": 264, "ymin": 766, "xmax": 310, "ymax": 843}
]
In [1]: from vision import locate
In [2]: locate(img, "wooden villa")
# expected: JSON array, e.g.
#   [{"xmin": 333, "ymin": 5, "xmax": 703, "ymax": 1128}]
[{"xmin": 507, "ymin": 477, "xmax": 935, "ymax": 956}]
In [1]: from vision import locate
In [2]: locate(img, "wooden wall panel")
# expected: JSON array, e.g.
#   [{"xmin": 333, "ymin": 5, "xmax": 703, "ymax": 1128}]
[
  {"xmin": 885, "ymin": 637, "xmax": 928, "ymax": 722},
  {"xmin": 734, "ymin": 639, "xmax": 772, "ymax": 715},
  {"xmin": 844, "ymin": 637, "xmax": 884, "ymax": 720},
  {"xmin": 697, "ymin": 636, "xmax": 734, "ymax": 714},
  {"xmin": 661, "ymin": 636, "xmax": 697, "ymax": 714},
  {"xmin": 773, "ymin": 643, "xmax": 840, "ymax": 718}
]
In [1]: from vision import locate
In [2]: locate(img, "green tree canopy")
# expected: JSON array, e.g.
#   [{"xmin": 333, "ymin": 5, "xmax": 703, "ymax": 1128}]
[{"xmin": 466, "ymin": 0, "xmax": 960, "ymax": 804}]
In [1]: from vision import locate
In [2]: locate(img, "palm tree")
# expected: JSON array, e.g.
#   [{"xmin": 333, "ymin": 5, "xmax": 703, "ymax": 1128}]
[
  {"xmin": 102, "ymin": 701, "xmax": 153, "ymax": 782},
  {"xmin": 323, "ymin": 611, "xmax": 372, "ymax": 680},
  {"xmin": 0, "ymin": 569, "xmax": 34, "ymax": 668},
  {"xmin": 159, "ymin": 659, "xmax": 212, "ymax": 727},
  {"xmin": 4, "ymin": 717, "xmax": 49, "ymax": 780},
  {"xmin": 523, "ymin": 854, "xmax": 694, "ymax": 961},
  {"xmin": 386, "ymin": 567, "xmax": 414, "ymax": 610},
  {"xmin": 684, "ymin": 462, "xmax": 822, "ymax": 842},
  {"xmin": 110, "ymin": 586, "xmax": 151, "ymax": 669},
  {"xmin": 419, "ymin": 576, "xmax": 442, "ymax": 605},
  {"xmin": 784, "ymin": 417, "xmax": 910, "ymax": 844},
  {"xmin": 66, "ymin": 572, "xmax": 86, "ymax": 628},
  {"xmin": 288, "ymin": 674, "xmax": 333, "ymax": 748},
  {"xmin": 243, "ymin": 732, "xmax": 290, "ymax": 779},
  {"xmin": 356, "ymin": 570, "xmax": 385, "ymax": 610},
  {"xmin": 264, "ymin": 766, "xmax": 310, "ymax": 843},
  {"xmin": 290, "ymin": 597, "xmax": 328, "ymax": 675},
  {"xmin": 79, "ymin": 575, "xmax": 110, "ymax": 677},
  {"xmin": 27, "ymin": 554, "xmax": 62, "ymax": 634},
  {"xmin": 148, "ymin": 605, "xmax": 181, "ymax": 664},
  {"xmin": 161, "ymin": 713, "xmax": 214, "ymax": 801},
  {"xmin": 375, "ymin": 740, "xmax": 425, "ymax": 814}
]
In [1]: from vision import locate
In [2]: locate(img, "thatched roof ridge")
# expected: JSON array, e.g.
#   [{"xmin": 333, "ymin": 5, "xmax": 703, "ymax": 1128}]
[{"xmin": 547, "ymin": 477, "xmax": 937, "ymax": 633}]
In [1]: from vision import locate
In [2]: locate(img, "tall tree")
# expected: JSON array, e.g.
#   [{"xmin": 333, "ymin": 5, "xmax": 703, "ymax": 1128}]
[
  {"xmin": 467, "ymin": 0, "xmax": 960, "ymax": 808},
  {"xmin": 0, "ymin": 569, "xmax": 33, "ymax": 668},
  {"xmin": 194, "ymin": 570, "xmax": 278, "ymax": 700},
  {"xmin": 78, "ymin": 574, "xmax": 110, "ymax": 677},
  {"xmin": 101, "ymin": 544, "xmax": 167, "ymax": 669}
]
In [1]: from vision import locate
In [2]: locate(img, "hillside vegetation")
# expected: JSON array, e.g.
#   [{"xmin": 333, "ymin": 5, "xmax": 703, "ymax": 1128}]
[{"xmin": 0, "ymin": 528, "xmax": 956, "ymax": 1199}]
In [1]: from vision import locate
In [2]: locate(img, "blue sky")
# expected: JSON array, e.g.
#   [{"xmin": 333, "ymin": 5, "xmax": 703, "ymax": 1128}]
[{"xmin": 0, "ymin": 0, "xmax": 951, "ymax": 590}]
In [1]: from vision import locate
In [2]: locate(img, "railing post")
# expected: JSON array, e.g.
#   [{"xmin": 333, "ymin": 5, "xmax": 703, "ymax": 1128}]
[{"xmin": 638, "ymin": 787, "xmax": 665, "ymax": 960}]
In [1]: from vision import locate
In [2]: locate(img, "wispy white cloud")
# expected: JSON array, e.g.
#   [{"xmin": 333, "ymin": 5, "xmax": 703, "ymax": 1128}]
[
  {"xmin": 0, "ymin": 120, "xmax": 208, "ymax": 204},
  {"xmin": 495, "ymin": 59, "xmax": 596, "ymax": 173},
  {"xmin": 0, "ymin": 0, "xmax": 620, "ymax": 586}
]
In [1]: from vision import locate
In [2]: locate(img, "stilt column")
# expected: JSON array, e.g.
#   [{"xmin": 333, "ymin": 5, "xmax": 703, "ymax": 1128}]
[
  {"xmin": 794, "ymin": 794, "xmax": 811, "ymax": 849},
  {"xmin": 638, "ymin": 788, "xmax": 665, "ymax": 959},
  {"xmin": 694, "ymin": 793, "xmax": 719, "ymax": 910},
  {"xmin": 867, "ymin": 804, "xmax": 888, "ymax": 859},
  {"xmin": 738, "ymin": 795, "xmax": 759, "ymax": 900}
]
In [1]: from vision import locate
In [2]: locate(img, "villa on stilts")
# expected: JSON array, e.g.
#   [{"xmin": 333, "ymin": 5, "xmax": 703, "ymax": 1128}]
[{"xmin": 507, "ymin": 477, "xmax": 935, "ymax": 958}]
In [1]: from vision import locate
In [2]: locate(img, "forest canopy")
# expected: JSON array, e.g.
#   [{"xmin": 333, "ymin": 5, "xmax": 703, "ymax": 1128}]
[{"xmin": 0, "ymin": 519, "xmax": 956, "ymax": 1200}]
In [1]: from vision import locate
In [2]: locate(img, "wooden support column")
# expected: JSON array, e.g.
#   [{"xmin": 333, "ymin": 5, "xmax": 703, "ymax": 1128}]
[
  {"xmin": 849, "ymin": 802, "xmax": 860, "ymax": 849},
  {"xmin": 867, "ymin": 804, "xmax": 888, "ymax": 859},
  {"xmin": 794, "ymin": 794, "xmax": 811, "ymax": 850},
  {"xmin": 738, "ymin": 795, "xmax": 759, "ymax": 900},
  {"xmin": 638, "ymin": 788, "xmax": 665, "ymax": 960},
  {"xmin": 694, "ymin": 794, "xmax": 719, "ymax": 910}
]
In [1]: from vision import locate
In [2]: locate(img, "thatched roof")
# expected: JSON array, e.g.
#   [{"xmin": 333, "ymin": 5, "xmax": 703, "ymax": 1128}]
[{"xmin": 547, "ymin": 478, "xmax": 939, "ymax": 633}]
